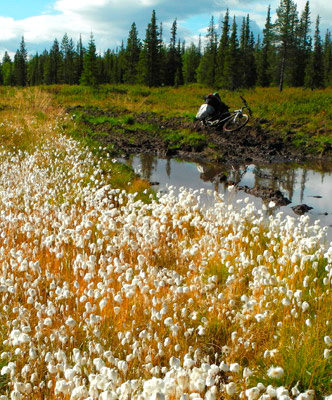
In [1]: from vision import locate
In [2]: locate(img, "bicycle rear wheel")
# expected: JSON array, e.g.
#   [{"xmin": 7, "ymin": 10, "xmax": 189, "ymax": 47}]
[{"xmin": 223, "ymin": 113, "xmax": 249, "ymax": 132}]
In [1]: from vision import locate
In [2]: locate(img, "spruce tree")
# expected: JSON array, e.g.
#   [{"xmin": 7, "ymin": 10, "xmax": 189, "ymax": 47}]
[
  {"xmin": 182, "ymin": 43, "xmax": 201, "ymax": 83},
  {"xmin": 174, "ymin": 39, "xmax": 184, "ymax": 87},
  {"xmin": 323, "ymin": 30, "xmax": 332, "ymax": 86},
  {"xmin": 215, "ymin": 10, "xmax": 230, "ymax": 87},
  {"xmin": 164, "ymin": 19, "xmax": 178, "ymax": 86},
  {"xmin": 14, "ymin": 36, "xmax": 28, "ymax": 86},
  {"xmin": 96, "ymin": 53, "xmax": 105, "ymax": 84},
  {"xmin": 293, "ymin": 1, "xmax": 311, "ymax": 86},
  {"xmin": 239, "ymin": 15, "xmax": 256, "ymax": 88},
  {"xmin": 38, "ymin": 50, "xmax": 48, "ymax": 85},
  {"xmin": 103, "ymin": 49, "xmax": 114, "ymax": 83},
  {"xmin": 257, "ymin": 6, "xmax": 274, "ymax": 87},
  {"xmin": 305, "ymin": 16, "xmax": 324, "ymax": 89},
  {"xmin": 2, "ymin": 52, "xmax": 14, "ymax": 86},
  {"xmin": 222, "ymin": 17, "xmax": 240, "ymax": 90},
  {"xmin": 61, "ymin": 33, "xmax": 76, "ymax": 84},
  {"xmin": 137, "ymin": 10, "xmax": 162, "ymax": 87},
  {"xmin": 27, "ymin": 53, "xmax": 40, "ymax": 86},
  {"xmin": 75, "ymin": 35, "xmax": 85, "ymax": 84},
  {"xmin": 113, "ymin": 42, "xmax": 126, "ymax": 84},
  {"xmin": 44, "ymin": 39, "xmax": 62, "ymax": 84},
  {"xmin": 196, "ymin": 16, "xmax": 218, "ymax": 86},
  {"xmin": 123, "ymin": 23, "xmax": 141, "ymax": 84},
  {"xmin": 80, "ymin": 33, "xmax": 98, "ymax": 86},
  {"xmin": 274, "ymin": 0, "xmax": 299, "ymax": 91},
  {"xmin": 159, "ymin": 21, "xmax": 167, "ymax": 84}
]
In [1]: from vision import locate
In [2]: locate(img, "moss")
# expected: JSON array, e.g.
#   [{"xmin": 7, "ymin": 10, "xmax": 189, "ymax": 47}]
[{"xmin": 164, "ymin": 131, "xmax": 207, "ymax": 152}]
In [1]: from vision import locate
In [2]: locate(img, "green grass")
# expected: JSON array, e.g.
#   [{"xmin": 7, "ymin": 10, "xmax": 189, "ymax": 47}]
[
  {"xmin": 2, "ymin": 84, "xmax": 329, "ymax": 160},
  {"xmin": 45, "ymin": 84, "xmax": 332, "ymax": 157},
  {"xmin": 164, "ymin": 130, "xmax": 207, "ymax": 151}
]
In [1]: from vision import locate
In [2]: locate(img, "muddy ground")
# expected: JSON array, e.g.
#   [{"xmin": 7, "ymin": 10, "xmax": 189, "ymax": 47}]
[
  {"xmin": 68, "ymin": 105, "xmax": 332, "ymax": 166},
  {"xmin": 68, "ymin": 106, "xmax": 332, "ymax": 211}
]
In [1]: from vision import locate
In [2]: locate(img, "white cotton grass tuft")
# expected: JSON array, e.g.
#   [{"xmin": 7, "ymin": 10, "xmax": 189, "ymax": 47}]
[
  {"xmin": 225, "ymin": 382, "xmax": 237, "ymax": 396},
  {"xmin": 267, "ymin": 366, "xmax": 284, "ymax": 379},
  {"xmin": 0, "ymin": 124, "xmax": 330, "ymax": 400}
]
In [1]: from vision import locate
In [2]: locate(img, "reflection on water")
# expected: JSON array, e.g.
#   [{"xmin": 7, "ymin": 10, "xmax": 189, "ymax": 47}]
[{"xmin": 123, "ymin": 154, "xmax": 332, "ymax": 241}]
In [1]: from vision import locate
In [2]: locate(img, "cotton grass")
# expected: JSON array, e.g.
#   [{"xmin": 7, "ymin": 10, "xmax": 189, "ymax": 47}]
[{"xmin": 0, "ymin": 112, "xmax": 332, "ymax": 398}]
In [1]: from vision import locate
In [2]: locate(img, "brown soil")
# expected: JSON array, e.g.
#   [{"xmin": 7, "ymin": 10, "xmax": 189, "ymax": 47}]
[{"xmin": 68, "ymin": 106, "xmax": 328, "ymax": 166}]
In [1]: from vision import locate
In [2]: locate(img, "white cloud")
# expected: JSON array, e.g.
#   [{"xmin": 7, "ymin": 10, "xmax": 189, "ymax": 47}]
[{"xmin": 0, "ymin": 0, "xmax": 331, "ymax": 59}]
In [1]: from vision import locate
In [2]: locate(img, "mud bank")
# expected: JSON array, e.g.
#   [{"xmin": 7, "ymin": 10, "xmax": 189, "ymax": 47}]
[{"xmin": 67, "ymin": 105, "xmax": 332, "ymax": 166}]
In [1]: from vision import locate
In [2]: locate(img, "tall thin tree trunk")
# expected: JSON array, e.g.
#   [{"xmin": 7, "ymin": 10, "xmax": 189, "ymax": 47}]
[{"xmin": 279, "ymin": 46, "xmax": 287, "ymax": 92}]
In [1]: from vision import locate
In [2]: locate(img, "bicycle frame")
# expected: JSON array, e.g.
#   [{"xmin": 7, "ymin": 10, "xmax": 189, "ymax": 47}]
[
  {"xmin": 198, "ymin": 96, "xmax": 252, "ymax": 131},
  {"xmin": 204, "ymin": 107, "xmax": 245, "ymax": 128}
]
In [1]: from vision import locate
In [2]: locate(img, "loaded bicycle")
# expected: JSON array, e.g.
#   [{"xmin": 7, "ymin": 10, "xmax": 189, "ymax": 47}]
[{"xmin": 195, "ymin": 95, "xmax": 252, "ymax": 132}]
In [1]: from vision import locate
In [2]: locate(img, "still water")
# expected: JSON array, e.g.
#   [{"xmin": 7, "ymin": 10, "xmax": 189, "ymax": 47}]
[{"xmin": 122, "ymin": 154, "xmax": 332, "ymax": 242}]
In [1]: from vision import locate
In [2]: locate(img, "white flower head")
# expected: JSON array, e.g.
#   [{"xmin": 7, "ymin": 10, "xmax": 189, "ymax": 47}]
[
  {"xmin": 267, "ymin": 366, "xmax": 284, "ymax": 379},
  {"xmin": 225, "ymin": 382, "xmax": 237, "ymax": 396},
  {"xmin": 65, "ymin": 317, "xmax": 76, "ymax": 328}
]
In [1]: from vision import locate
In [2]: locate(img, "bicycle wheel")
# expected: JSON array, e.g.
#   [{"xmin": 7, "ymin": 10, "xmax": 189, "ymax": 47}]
[{"xmin": 223, "ymin": 113, "xmax": 249, "ymax": 132}]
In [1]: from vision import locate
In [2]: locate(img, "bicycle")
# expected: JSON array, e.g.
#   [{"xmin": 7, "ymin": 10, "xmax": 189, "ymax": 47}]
[{"xmin": 196, "ymin": 96, "xmax": 252, "ymax": 132}]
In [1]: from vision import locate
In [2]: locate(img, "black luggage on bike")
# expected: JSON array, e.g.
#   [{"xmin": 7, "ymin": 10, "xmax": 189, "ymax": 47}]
[{"xmin": 204, "ymin": 93, "xmax": 229, "ymax": 117}]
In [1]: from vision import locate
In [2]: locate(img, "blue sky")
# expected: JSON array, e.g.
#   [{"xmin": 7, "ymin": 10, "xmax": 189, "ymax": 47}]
[
  {"xmin": 1, "ymin": 0, "xmax": 55, "ymax": 19},
  {"xmin": 1, "ymin": 0, "xmax": 331, "ymax": 59}
]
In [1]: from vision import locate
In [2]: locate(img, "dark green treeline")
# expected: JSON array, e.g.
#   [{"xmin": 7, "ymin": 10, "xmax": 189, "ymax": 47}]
[{"xmin": 1, "ymin": 0, "xmax": 332, "ymax": 90}]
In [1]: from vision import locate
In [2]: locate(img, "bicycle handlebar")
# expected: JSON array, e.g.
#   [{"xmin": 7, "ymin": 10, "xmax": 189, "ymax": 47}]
[{"xmin": 240, "ymin": 95, "xmax": 252, "ymax": 116}]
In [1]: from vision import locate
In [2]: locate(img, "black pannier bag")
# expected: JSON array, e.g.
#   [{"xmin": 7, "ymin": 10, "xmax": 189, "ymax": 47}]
[{"xmin": 204, "ymin": 92, "xmax": 229, "ymax": 117}]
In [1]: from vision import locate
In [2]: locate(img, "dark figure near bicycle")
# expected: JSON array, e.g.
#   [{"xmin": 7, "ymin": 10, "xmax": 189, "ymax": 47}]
[
  {"xmin": 204, "ymin": 92, "xmax": 230, "ymax": 119},
  {"xmin": 195, "ymin": 93, "xmax": 251, "ymax": 132}
]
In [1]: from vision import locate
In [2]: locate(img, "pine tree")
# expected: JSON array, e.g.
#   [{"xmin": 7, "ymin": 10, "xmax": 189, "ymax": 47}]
[
  {"xmin": 274, "ymin": 0, "xmax": 299, "ymax": 91},
  {"xmin": 196, "ymin": 16, "xmax": 218, "ymax": 86},
  {"xmin": 123, "ymin": 22, "xmax": 141, "ymax": 84},
  {"xmin": 137, "ymin": 10, "xmax": 162, "ymax": 87},
  {"xmin": 14, "ymin": 36, "xmax": 28, "ymax": 86},
  {"xmin": 305, "ymin": 16, "xmax": 324, "ymax": 89},
  {"xmin": 80, "ymin": 33, "xmax": 98, "ymax": 86}
]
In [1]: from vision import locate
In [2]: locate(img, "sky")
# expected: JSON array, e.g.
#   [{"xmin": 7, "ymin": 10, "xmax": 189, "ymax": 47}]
[{"xmin": 1, "ymin": 0, "xmax": 332, "ymax": 59}]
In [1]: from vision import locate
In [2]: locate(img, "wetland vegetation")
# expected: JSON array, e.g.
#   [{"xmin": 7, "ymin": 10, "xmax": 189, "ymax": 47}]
[{"xmin": 0, "ymin": 86, "xmax": 332, "ymax": 399}]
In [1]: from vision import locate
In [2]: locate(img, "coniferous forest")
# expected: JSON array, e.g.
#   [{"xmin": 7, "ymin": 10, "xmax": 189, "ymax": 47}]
[{"xmin": 1, "ymin": 0, "xmax": 332, "ymax": 91}]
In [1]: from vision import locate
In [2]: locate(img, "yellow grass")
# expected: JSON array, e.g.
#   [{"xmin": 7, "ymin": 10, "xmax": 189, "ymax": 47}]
[{"xmin": 0, "ymin": 87, "xmax": 331, "ymax": 399}]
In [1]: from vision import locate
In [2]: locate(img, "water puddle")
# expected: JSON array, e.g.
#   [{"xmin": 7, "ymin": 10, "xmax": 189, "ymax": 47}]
[{"xmin": 122, "ymin": 154, "xmax": 332, "ymax": 243}]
